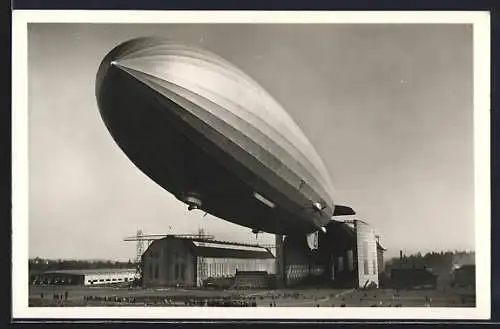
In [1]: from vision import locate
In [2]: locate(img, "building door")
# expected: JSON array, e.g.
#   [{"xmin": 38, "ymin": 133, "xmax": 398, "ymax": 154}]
[{"xmin": 331, "ymin": 254, "xmax": 335, "ymax": 280}]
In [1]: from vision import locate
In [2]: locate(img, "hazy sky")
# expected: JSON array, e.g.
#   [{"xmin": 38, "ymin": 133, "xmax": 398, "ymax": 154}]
[{"xmin": 28, "ymin": 23, "xmax": 474, "ymax": 261}]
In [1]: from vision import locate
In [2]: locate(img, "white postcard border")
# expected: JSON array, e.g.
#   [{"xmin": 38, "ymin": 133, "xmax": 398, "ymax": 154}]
[{"xmin": 11, "ymin": 10, "xmax": 491, "ymax": 320}]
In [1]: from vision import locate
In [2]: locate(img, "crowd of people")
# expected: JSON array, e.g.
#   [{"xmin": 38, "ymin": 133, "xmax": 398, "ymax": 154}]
[
  {"xmin": 184, "ymin": 298, "xmax": 257, "ymax": 307},
  {"xmin": 84, "ymin": 295, "xmax": 138, "ymax": 303},
  {"xmin": 39, "ymin": 291, "xmax": 69, "ymax": 301},
  {"xmin": 36, "ymin": 294, "xmax": 261, "ymax": 307}
]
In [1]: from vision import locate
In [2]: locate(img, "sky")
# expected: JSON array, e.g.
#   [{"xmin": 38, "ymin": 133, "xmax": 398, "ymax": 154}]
[{"xmin": 27, "ymin": 23, "xmax": 475, "ymax": 261}]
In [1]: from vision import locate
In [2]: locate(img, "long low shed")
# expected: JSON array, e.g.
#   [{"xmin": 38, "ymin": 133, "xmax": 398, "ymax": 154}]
[{"xmin": 31, "ymin": 268, "xmax": 137, "ymax": 286}]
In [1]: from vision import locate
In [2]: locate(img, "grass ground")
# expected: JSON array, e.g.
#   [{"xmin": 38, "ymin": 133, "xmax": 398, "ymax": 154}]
[{"xmin": 28, "ymin": 285, "xmax": 475, "ymax": 307}]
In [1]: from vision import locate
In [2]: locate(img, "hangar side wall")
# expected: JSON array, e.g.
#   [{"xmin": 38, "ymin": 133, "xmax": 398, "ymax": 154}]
[
  {"xmin": 196, "ymin": 257, "xmax": 274, "ymax": 287},
  {"xmin": 283, "ymin": 235, "xmax": 311, "ymax": 286},
  {"xmin": 84, "ymin": 271, "xmax": 136, "ymax": 285},
  {"xmin": 356, "ymin": 221, "xmax": 379, "ymax": 288}
]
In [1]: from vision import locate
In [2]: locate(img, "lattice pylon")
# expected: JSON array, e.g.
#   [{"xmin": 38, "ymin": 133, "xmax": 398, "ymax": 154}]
[{"xmin": 135, "ymin": 229, "xmax": 144, "ymax": 279}]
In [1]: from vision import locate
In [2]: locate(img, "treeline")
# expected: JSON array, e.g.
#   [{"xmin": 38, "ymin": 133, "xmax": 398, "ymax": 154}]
[
  {"xmin": 384, "ymin": 250, "xmax": 475, "ymax": 275},
  {"xmin": 29, "ymin": 257, "xmax": 138, "ymax": 274}
]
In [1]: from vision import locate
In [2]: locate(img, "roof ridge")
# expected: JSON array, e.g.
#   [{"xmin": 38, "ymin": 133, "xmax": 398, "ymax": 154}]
[{"xmin": 191, "ymin": 238, "xmax": 266, "ymax": 248}]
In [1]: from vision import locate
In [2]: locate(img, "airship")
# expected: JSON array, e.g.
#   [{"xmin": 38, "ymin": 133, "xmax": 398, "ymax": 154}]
[{"xmin": 95, "ymin": 37, "xmax": 352, "ymax": 236}]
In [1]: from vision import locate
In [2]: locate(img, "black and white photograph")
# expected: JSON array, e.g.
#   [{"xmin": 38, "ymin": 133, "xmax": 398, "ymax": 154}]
[{"xmin": 12, "ymin": 10, "xmax": 490, "ymax": 319}]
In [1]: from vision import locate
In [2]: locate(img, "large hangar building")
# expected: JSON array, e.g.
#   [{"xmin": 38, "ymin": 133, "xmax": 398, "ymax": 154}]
[
  {"xmin": 280, "ymin": 217, "xmax": 385, "ymax": 288},
  {"xmin": 141, "ymin": 236, "xmax": 275, "ymax": 287},
  {"xmin": 316, "ymin": 218, "xmax": 385, "ymax": 288},
  {"xmin": 140, "ymin": 218, "xmax": 385, "ymax": 289}
]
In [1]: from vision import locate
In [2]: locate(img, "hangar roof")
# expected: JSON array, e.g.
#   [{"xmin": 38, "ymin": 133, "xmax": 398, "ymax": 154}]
[
  {"xmin": 42, "ymin": 268, "xmax": 136, "ymax": 276},
  {"xmin": 146, "ymin": 236, "xmax": 274, "ymax": 259},
  {"xmin": 192, "ymin": 240, "xmax": 274, "ymax": 259}
]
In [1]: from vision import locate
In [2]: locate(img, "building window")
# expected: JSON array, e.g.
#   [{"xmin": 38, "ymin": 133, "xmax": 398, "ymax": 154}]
[
  {"xmin": 154, "ymin": 264, "xmax": 159, "ymax": 279},
  {"xmin": 372, "ymin": 260, "xmax": 377, "ymax": 275},
  {"xmin": 338, "ymin": 257, "xmax": 344, "ymax": 272},
  {"xmin": 175, "ymin": 264, "xmax": 179, "ymax": 280},
  {"xmin": 149, "ymin": 264, "xmax": 153, "ymax": 279},
  {"xmin": 347, "ymin": 250, "xmax": 354, "ymax": 271},
  {"xmin": 364, "ymin": 260, "xmax": 369, "ymax": 275}
]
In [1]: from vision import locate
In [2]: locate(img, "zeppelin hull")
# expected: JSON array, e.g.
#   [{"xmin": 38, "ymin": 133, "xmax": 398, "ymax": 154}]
[{"xmin": 95, "ymin": 38, "xmax": 336, "ymax": 235}]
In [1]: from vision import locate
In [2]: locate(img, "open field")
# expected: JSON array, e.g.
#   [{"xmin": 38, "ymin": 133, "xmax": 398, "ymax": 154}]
[{"xmin": 29, "ymin": 285, "xmax": 475, "ymax": 307}]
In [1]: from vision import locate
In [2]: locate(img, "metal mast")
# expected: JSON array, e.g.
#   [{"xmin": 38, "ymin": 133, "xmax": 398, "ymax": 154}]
[{"xmin": 134, "ymin": 229, "xmax": 144, "ymax": 281}]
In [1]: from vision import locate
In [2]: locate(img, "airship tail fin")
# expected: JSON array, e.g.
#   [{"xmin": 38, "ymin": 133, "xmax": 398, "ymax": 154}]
[{"xmin": 332, "ymin": 205, "xmax": 356, "ymax": 216}]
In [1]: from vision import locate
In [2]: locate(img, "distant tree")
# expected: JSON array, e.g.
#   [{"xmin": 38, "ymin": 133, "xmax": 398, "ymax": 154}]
[{"xmin": 28, "ymin": 258, "xmax": 136, "ymax": 273}]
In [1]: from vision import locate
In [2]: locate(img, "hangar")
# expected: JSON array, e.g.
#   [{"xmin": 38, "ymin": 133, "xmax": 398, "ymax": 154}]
[
  {"xmin": 315, "ymin": 218, "xmax": 385, "ymax": 288},
  {"xmin": 141, "ymin": 236, "xmax": 275, "ymax": 288},
  {"xmin": 30, "ymin": 268, "xmax": 136, "ymax": 286},
  {"xmin": 140, "ymin": 218, "xmax": 384, "ymax": 289}
]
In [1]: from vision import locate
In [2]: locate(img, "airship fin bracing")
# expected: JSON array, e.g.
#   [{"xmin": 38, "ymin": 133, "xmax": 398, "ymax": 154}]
[{"xmin": 96, "ymin": 37, "xmax": 337, "ymax": 235}]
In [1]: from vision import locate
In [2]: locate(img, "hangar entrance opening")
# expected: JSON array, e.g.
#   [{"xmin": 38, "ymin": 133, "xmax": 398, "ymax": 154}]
[{"xmin": 273, "ymin": 219, "xmax": 383, "ymax": 289}]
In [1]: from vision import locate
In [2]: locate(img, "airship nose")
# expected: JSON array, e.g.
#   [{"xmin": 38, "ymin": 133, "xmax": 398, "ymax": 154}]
[{"xmin": 95, "ymin": 58, "xmax": 120, "ymax": 104}]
